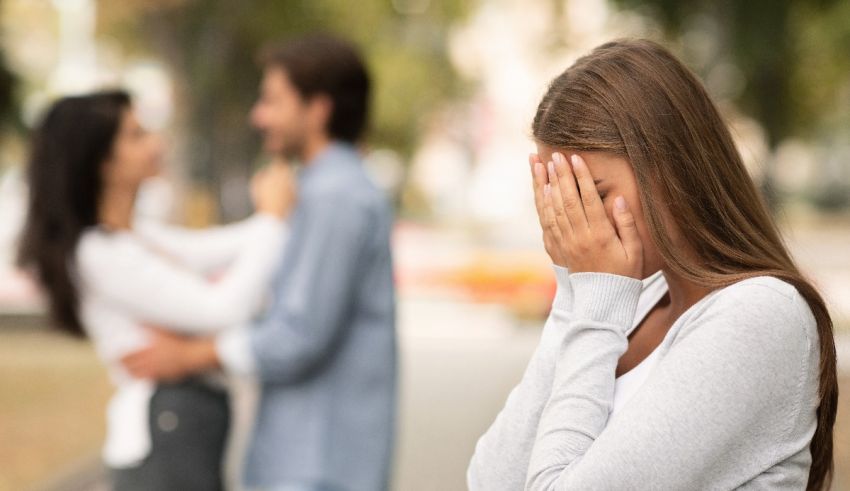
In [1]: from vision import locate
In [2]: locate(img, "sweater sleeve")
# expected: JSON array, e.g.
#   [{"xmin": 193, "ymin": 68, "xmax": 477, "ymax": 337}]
[
  {"xmin": 524, "ymin": 275, "xmax": 817, "ymax": 491},
  {"xmin": 466, "ymin": 265, "xmax": 573, "ymax": 490},
  {"xmin": 134, "ymin": 213, "xmax": 280, "ymax": 274},
  {"xmin": 77, "ymin": 216, "xmax": 288, "ymax": 333}
]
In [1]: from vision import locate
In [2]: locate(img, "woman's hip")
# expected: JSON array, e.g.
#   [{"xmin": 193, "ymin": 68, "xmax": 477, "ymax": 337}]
[{"xmin": 110, "ymin": 378, "xmax": 230, "ymax": 491}]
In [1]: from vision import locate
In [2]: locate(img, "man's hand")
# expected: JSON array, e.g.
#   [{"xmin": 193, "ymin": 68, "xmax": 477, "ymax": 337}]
[{"xmin": 121, "ymin": 328, "xmax": 220, "ymax": 382}]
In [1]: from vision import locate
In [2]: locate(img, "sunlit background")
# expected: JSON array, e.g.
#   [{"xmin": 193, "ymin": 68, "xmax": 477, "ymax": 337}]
[{"xmin": 0, "ymin": 0, "xmax": 848, "ymax": 490}]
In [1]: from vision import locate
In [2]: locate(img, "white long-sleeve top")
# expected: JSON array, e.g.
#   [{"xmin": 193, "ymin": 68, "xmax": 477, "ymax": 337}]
[
  {"xmin": 74, "ymin": 213, "xmax": 288, "ymax": 468},
  {"xmin": 468, "ymin": 265, "xmax": 820, "ymax": 490}
]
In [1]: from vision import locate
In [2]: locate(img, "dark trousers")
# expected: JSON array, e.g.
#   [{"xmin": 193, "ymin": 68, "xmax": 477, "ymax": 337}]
[{"xmin": 110, "ymin": 378, "xmax": 230, "ymax": 491}]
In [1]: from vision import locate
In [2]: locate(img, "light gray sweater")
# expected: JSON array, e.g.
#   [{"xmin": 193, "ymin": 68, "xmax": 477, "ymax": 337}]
[{"xmin": 467, "ymin": 267, "xmax": 820, "ymax": 490}]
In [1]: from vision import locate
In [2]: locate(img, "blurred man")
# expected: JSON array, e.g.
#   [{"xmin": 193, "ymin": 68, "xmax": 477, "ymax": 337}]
[{"xmin": 123, "ymin": 34, "xmax": 397, "ymax": 491}]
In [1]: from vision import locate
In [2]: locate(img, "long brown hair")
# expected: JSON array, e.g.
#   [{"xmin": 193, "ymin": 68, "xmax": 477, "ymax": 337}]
[
  {"xmin": 532, "ymin": 39, "xmax": 837, "ymax": 490},
  {"xmin": 18, "ymin": 91, "xmax": 131, "ymax": 336}
]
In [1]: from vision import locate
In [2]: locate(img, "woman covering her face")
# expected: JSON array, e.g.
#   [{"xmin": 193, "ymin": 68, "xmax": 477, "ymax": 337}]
[{"xmin": 469, "ymin": 39, "xmax": 837, "ymax": 491}]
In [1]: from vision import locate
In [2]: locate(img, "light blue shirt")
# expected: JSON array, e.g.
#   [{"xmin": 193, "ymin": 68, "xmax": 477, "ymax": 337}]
[{"xmin": 220, "ymin": 142, "xmax": 397, "ymax": 491}]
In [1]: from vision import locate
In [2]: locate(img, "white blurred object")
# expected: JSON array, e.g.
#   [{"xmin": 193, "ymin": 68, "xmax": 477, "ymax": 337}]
[
  {"xmin": 365, "ymin": 148, "xmax": 405, "ymax": 196},
  {"xmin": 0, "ymin": 167, "xmax": 26, "ymax": 270},
  {"xmin": 408, "ymin": 125, "xmax": 471, "ymax": 218},
  {"xmin": 414, "ymin": 0, "xmax": 638, "ymax": 226},
  {"xmin": 49, "ymin": 0, "xmax": 98, "ymax": 94},
  {"xmin": 123, "ymin": 62, "xmax": 174, "ymax": 131},
  {"xmin": 774, "ymin": 140, "xmax": 817, "ymax": 194},
  {"xmin": 0, "ymin": 167, "xmax": 42, "ymax": 309}
]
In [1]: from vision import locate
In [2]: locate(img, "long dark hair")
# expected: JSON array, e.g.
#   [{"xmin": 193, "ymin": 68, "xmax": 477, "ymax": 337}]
[
  {"xmin": 532, "ymin": 39, "xmax": 836, "ymax": 490},
  {"xmin": 17, "ymin": 90, "xmax": 131, "ymax": 336}
]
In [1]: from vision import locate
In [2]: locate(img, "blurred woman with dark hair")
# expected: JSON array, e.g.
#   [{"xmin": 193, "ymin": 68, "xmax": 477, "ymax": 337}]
[{"xmin": 18, "ymin": 90, "xmax": 295, "ymax": 490}]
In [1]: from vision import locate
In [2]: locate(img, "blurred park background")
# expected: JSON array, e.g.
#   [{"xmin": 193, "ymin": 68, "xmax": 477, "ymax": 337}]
[{"xmin": 0, "ymin": 0, "xmax": 848, "ymax": 490}]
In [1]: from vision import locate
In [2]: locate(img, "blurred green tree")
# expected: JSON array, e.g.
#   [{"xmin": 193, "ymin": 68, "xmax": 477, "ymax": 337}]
[
  {"xmin": 100, "ymin": 0, "xmax": 468, "ymax": 218},
  {"xmin": 609, "ymin": 0, "xmax": 850, "ymax": 209}
]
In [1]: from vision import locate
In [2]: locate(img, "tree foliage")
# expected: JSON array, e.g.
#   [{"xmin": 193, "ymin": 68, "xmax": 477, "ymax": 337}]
[{"xmin": 99, "ymin": 0, "xmax": 469, "ymax": 215}]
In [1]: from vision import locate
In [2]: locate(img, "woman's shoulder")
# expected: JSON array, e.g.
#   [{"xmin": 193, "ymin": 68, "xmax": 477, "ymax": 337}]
[
  {"xmin": 723, "ymin": 275, "xmax": 802, "ymax": 299},
  {"xmin": 76, "ymin": 228, "xmax": 147, "ymax": 277},
  {"xmin": 711, "ymin": 275, "xmax": 814, "ymax": 324},
  {"xmin": 666, "ymin": 275, "xmax": 820, "ymax": 416},
  {"xmin": 688, "ymin": 275, "xmax": 817, "ymax": 354}
]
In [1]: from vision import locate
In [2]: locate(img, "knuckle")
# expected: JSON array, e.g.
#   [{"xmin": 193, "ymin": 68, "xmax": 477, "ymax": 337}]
[
  {"xmin": 574, "ymin": 240, "xmax": 590, "ymax": 254},
  {"xmin": 628, "ymin": 240, "xmax": 643, "ymax": 252},
  {"xmin": 563, "ymin": 197, "xmax": 580, "ymax": 210},
  {"xmin": 619, "ymin": 214, "xmax": 636, "ymax": 227},
  {"xmin": 593, "ymin": 232, "xmax": 608, "ymax": 246},
  {"xmin": 555, "ymin": 164, "xmax": 568, "ymax": 179}
]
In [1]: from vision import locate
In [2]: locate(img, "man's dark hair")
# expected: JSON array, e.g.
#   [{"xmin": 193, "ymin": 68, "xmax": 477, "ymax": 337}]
[{"xmin": 261, "ymin": 33, "xmax": 371, "ymax": 143}]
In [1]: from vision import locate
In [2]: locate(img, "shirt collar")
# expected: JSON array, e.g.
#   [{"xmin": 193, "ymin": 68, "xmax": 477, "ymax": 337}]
[{"xmin": 298, "ymin": 141, "xmax": 359, "ymax": 182}]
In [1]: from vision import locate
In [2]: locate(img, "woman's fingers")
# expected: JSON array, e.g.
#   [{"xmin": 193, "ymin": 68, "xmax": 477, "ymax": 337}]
[
  {"xmin": 254, "ymin": 162, "xmax": 296, "ymax": 218},
  {"xmin": 530, "ymin": 153, "xmax": 568, "ymax": 266},
  {"xmin": 549, "ymin": 152, "xmax": 586, "ymax": 232},
  {"xmin": 541, "ymin": 182, "xmax": 560, "ymax": 236},
  {"xmin": 570, "ymin": 154, "xmax": 610, "ymax": 228},
  {"xmin": 545, "ymin": 158, "xmax": 576, "ymax": 238},
  {"xmin": 613, "ymin": 196, "xmax": 643, "ymax": 265},
  {"xmin": 529, "ymin": 154, "xmax": 547, "ymax": 227},
  {"xmin": 530, "ymin": 150, "xmax": 644, "ymax": 278}
]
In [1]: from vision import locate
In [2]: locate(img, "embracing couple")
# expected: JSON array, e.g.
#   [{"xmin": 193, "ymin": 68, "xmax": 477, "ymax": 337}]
[{"xmin": 18, "ymin": 35, "xmax": 395, "ymax": 491}]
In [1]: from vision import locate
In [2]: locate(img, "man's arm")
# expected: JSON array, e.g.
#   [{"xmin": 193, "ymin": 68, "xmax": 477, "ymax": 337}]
[
  {"xmin": 124, "ymin": 192, "xmax": 375, "ymax": 383},
  {"xmin": 121, "ymin": 327, "xmax": 220, "ymax": 382},
  {"xmin": 241, "ymin": 192, "xmax": 373, "ymax": 383}
]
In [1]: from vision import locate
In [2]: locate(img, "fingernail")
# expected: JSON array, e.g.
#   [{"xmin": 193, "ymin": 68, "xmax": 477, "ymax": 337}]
[
  {"xmin": 571, "ymin": 154, "xmax": 581, "ymax": 168},
  {"xmin": 547, "ymin": 161, "xmax": 555, "ymax": 175},
  {"xmin": 553, "ymin": 152, "xmax": 563, "ymax": 164},
  {"xmin": 615, "ymin": 196, "xmax": 627, "ymax": 211}
]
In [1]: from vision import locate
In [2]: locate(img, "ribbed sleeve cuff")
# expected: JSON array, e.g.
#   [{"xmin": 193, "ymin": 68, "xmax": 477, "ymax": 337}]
[
  {"xmin": 552, "ymin": 265, "xmax": 572, "ymax": 311},
  {"xmin": 215, "ymin": 326, "xmax": 257, "ymax": 376},
  {"xmin": 569, "ymin": 272, "xmax": 642, "ymax": 329},
  {"xmin": 252, "ymin": 213, "xmax": 290, "ymax": 257}
]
